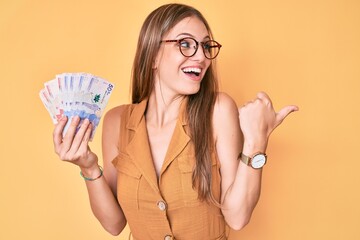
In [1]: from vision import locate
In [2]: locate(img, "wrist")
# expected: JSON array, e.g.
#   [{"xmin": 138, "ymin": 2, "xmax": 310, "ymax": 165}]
[
  {"xmin": 80, "ymin": 164, "xmax": 102, "ymax": 179},
  {"xmin": 242, "ymin": 140, "xmax": 267, "ymax": 156}
]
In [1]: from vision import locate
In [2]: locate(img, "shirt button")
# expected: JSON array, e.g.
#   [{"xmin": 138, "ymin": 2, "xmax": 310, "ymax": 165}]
[
  {"xmin": 164, "ymin": 235, "xmax": 172, "ymax": 240},
  {"xmin": 157, "ymin": 200, "xmax": 167, "ymax": 211}
]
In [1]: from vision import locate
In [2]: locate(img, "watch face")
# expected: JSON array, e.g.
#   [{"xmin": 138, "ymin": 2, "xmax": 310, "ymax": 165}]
[{"xmin": 251, "ymin": 154, "xmax": 266, "ymax": 169}]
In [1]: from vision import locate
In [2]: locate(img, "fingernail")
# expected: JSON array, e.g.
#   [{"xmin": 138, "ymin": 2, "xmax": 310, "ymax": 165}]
[
  {"xmin": 84, "ymin": 118, "xmax": 90, "ymax": 124},
  {"xmin": 72, "ymin": 116, "xmax": 80, "ymax": 123}
]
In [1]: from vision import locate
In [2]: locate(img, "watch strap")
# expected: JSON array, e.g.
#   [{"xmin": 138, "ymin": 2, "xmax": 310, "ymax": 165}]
[{"xmin": 239, "ymin": 152, "xmax": 251, "ymax": 165}]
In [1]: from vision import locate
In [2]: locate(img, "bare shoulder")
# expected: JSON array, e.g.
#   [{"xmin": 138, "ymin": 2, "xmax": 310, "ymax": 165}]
[
  {"xmin": 103, "ymin": 105, "xmax": 128, "ymax": 126},
  {"xmin": 103, "ymin": 104, "xmax": 132, "ymax": 133},
  {"xmin": 102, "ymin": 104, "xmax": 129, "ymax": 159},
  {"xmin": 213, "ymin": 92, "xmax": 239, "ymax": 122},
  {"xmin": 213, "ymin": 92, "xmax": 241, "ymax": 143}
]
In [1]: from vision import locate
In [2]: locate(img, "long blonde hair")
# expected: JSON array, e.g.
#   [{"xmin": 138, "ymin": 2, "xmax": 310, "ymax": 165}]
[{"xmin": 131, "ymin": 3, "xmax": 219, "ymax": 203}]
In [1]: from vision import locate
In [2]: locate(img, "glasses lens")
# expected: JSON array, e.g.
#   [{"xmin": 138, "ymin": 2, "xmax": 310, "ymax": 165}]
[
  {"xmin": 203, "ymin": 40, "xmax": 221, "ymax": 59},
  {"xmin": 179, "ymin": 38, "xmax": 197, "ymax": 57}
]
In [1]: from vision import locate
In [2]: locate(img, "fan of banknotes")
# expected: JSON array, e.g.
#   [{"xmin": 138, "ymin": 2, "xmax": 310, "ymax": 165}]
[{"xmin": 39, "ymin": 72, "xmax": 115, "ymax": 141}]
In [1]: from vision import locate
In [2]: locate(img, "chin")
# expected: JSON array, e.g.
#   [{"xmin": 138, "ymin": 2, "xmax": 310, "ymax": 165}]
[{"xmin": 182, "ymin": 85, "xmax": 201, "ymax": 96}]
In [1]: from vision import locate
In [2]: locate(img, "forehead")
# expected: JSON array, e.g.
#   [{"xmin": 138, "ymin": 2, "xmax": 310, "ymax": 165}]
[{"xmin": 164, "ymin": 16, "xmax": 209, "ymax": 39}]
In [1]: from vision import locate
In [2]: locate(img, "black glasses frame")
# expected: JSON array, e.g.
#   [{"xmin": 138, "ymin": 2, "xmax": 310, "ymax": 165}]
[{"xmin": 160, "ymin": 37, "xmax": 222, "ymax": 60}]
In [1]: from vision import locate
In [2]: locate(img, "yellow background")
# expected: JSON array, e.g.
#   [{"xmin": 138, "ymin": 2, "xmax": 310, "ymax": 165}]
[{"xmin": 1, "ymin": 0, "xmax": 359, "ymax": 239}]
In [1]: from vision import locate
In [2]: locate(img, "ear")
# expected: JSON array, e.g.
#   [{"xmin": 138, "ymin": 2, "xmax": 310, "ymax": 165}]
[
  {"xmin": 153, "ymin": 49, "xmax": 163, "ymax": 70},
  {"xmin": 152, "ymin": 59, "xmax": 158, "ymax": 70}
]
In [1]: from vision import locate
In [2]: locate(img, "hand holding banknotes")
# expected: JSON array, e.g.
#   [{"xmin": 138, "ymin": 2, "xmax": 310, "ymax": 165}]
[
  {"xmin": 40, "ymin": 72, "xmax": 115, "ymax": 176},
  {"xmin": 53, "ymin": 115, "xmax": 99, "ymax": 174}
]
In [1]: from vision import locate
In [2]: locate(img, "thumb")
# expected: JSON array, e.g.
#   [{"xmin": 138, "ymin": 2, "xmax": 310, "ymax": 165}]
[{"xmin": 276, "ymin": 105, "xmax": 299, "ymax": 125}]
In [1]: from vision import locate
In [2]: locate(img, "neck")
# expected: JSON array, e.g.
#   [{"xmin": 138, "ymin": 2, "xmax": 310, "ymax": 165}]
[{"xmin": 146, "ymin": 81, "xmax": 186, "ymax": 128}]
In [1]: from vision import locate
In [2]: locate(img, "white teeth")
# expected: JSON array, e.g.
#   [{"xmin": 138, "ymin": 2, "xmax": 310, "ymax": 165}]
[{"xmin": 182, "ymin": 67, "xmax": 201, "ymax": 73}]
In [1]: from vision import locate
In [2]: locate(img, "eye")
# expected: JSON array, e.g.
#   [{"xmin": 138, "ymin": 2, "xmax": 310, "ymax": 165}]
[
  {"xmin": 179, "ymin": 39, "xmax": 192, "ymax": 49},
  {"xmin": 203, "ymin": 43, "xmax": 211, "ymax": 52},
  {"xmin": 203, "ymin": 41, "xmax": 217, "ymax": 52}
]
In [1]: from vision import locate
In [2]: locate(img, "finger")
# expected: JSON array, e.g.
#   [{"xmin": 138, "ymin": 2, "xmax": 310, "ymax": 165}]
[
  {"xmin": 68, "ymin": 118, "xmax": 91, "ymax": 155},
  {"xmin": 77, "ymin": 123, "xmax": 92, "ymax": 155},
  {"xmin": 53, "ymin": 116, "xmax": 68, "ymax": 153},
  {"xmin": 256, "ymin": 91, "xmax": 272, "ymax": 106},
  {"xmin": 240, "ymin": 100, "xmax": 253, "ymax": 108},
  {"xmin": 276, "ymin": 105, "xmax": 299, "ymax": 124},
  {"xmin": 61, "ymin": 116, "xmax": 81, "ymax": 152},
  {"xmin": 83, "ymin": 123, "xmax": 92, "ymax": 143}
]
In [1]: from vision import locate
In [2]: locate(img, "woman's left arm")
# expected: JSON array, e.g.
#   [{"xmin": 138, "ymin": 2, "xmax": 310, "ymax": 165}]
[{"xmin": 214, "ymin": 92, "xmax": 298, "ymax": 231}]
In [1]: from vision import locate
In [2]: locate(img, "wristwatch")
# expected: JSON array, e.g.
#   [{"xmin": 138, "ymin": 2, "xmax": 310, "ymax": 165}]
[{"xmin": 239, "ymin": 152, "xmax": 267, "ymax": 169}]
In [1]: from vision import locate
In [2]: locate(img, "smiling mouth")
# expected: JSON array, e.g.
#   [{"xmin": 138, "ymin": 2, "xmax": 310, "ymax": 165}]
[{"xmin": 182, "ymin": 67, "xmax": 201, "ymax": 77}]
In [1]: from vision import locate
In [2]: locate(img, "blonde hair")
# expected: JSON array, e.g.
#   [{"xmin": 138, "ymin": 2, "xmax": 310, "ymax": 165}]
[{"xmin": 131, "ymin": 3, "xmax": 219, "ymax": 204}]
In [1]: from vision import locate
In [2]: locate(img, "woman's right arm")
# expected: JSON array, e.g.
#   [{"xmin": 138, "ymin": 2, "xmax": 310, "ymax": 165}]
[{"xmin": 53, "ymin": 107, "xmax": 126, "ymax": 236}]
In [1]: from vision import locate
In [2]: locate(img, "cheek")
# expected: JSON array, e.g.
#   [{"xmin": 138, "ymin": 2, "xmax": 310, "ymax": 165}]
[
  {"xmin": 160, "ymin": 57, "xmax": 187, "ymax": 75},
  {"xmin": 202, "ymin": 63, "xmax": 212, "ymax": 76},
  {"xmin": 205, "ymin": 61, "xmax": 212, "ymax": 70}
]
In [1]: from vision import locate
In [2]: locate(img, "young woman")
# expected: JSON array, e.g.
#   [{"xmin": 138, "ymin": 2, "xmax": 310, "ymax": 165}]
[{"xmin": 53, "ymin": 3, "xmax": 298, "ymax": 239}]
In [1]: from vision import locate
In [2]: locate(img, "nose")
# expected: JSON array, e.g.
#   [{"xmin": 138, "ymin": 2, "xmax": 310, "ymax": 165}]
[{"xmin": 190, "ymin": 44, "xmax": 207, "ymax": 62}]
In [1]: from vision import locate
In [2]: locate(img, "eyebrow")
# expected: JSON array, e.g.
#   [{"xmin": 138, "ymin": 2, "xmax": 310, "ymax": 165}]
[{"xmin": 175, "ymin": 32, "xmax": 210, "ymax": 40}]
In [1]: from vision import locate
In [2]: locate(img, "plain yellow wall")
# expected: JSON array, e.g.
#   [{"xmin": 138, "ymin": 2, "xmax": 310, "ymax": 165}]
[{"xmin": 1, "ymin": 0, "xmax": 359, "ymax": 239}]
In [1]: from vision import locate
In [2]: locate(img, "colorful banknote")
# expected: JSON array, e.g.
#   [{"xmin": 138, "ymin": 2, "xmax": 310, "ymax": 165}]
[{"xmin": 39, "ymin": 72, "xmax": 115, "ymax": 141}]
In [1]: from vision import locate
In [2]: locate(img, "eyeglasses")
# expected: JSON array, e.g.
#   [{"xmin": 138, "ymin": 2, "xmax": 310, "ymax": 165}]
[{"xmin": 160, "ymin": 37, "xmax": 222, "ymax": 60}]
